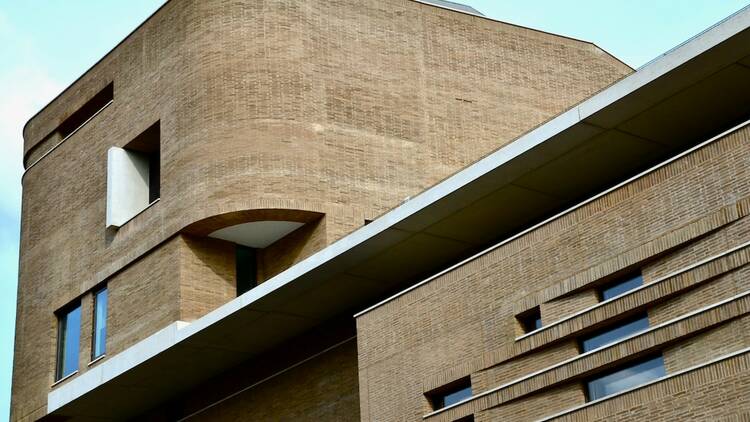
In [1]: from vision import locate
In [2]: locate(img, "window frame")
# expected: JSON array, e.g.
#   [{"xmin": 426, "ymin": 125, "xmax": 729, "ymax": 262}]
[
  {"xmin": 426, "ymin": 377, "xmax": 473, "ymax": 410},
  {"xmin": 91, "ymin": 286, "xmax": 108, "ymax": 361},
  {"xmin": 517, "ymin": 306, "xmax": 542, "ymax": 334},
  {"xmin": 578, "ymin": 312, "xmax": 650, "ymax": 353},
  {"xmin": 585, "ymin": 354, "xmax": 666, "ymax": 401},
  {"xmin": 55, "ymin": 301, "xmax": 82, "ymax": 381},
  {"xmin": 598, "ymin": 273, "xmax": 643, "ymax": 301}
]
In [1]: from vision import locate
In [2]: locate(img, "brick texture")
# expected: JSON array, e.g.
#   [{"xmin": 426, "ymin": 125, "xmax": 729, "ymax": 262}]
[
  {"xmin": 356, "ymin": 124, "xmax": 750, "ymax": 421},
  {"xmin": 13, "ymin": 1, "xmax": 630, "ymax": 419}
]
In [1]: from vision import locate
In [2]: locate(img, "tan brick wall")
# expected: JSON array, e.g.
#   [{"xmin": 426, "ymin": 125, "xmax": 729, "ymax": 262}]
[
  {"xmin": 547, "ymin": 351, "xmax": 750, "ymax": 421},
  {"xmin": 541, "ymin": 290, "xmax": 600, "ymax": 326},
  {"xmin": 107, "ymin": 236, "xmax": 182, "ymax": 355},
  {"xmin": 179, "ymin": 235, "xmax": 237, "ymax": 322},
  {"xmin": 14, "ymin": 0, "xmax": 630, "ymax": 418},
  {"xmin": 477, "ymin": 384, "xmax": 586, "ymax": 422},
  {"xmin": 138, "ymin": 318, "xmax": 359, "ymax": 421},
  {"xmin": 257, "ymin": 217, "xmax": 326, "ymax": 283},
  {"xmin": 663, "ymin": 302, "xmax": 750, "ymax": 373},
  {"xmin": 356, "ymin": 124, "xmax": 750, "ymax": 420},
  {"xmin": 473, "ymin": 341, "xmax": 578, "ymax": 392},
  {"xmin": 185, "ymin": 340, "xmax": 360, "ymax": 422}
]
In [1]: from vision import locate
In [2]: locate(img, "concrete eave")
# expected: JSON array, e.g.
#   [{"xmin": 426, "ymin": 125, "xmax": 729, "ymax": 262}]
[{"xmin": 47, "ymin": 5, "xmax": 750, "ymax": 419}]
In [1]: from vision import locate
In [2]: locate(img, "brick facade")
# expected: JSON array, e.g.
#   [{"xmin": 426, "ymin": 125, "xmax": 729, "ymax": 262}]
[
  {"xmin": 355, "ymin": 124, "xmax": 750, "ymax": 421},
  {"xmin": 20, "ymin": 0, "xmax": 750, "ymax": 421}
]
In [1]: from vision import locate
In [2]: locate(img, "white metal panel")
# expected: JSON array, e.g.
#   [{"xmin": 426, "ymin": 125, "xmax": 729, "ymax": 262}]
[{"xmin": 106, "ymin": 147, "xmax": 150, "ymax": 228}]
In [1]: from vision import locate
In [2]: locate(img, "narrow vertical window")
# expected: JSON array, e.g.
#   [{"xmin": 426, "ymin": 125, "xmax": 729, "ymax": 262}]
[
  {"xmin": 236, "ymin": 245, "xmax": 257, "ymax": 296},
  {"xmin": 92, "ymin": 287, "xmax": 108, "ymax": 360},
  {"xmin": 56, "ymin": 302, "xmax": 82, "ymax": 381}
]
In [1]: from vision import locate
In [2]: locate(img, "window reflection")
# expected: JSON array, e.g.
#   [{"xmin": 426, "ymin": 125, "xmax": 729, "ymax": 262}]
[
  {"xmin": 600, "ymin": 274, "xmax": 643, "ymax": 301},
  {"xmin": 586, "ymin": 355, "xmax": 665, "ymax": 400},
  {"xmin": 92, "ymin": 287, "xmax": 108, "ymax": 359},
  {"xmin": 580, "ymin": 314, "xmax": 649, "ymax": 352},
  {"xmin": 57, "ymin": 303, "xmax": 81, "ymax": 380}
]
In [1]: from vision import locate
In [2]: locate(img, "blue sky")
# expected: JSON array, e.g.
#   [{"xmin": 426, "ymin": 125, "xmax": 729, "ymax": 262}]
[{"xmin": 0, "ymin": 0, "xmax": 747, "ymax": 419}]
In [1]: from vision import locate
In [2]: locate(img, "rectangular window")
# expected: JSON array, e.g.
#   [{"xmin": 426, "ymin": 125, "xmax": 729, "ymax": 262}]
[
  {"xmin": 56, "ymin": 302, "xmax": 82, "ymax": 380},
  {"xmin": 579, "ymin": 313, "xmax": 649, "ymax": 353},
  {"xmin": 106, "ymin": 122, "xmax": 160, "ymax": 228},
  {"xmin": 599, "ymin": 273, "xmax": 643, "ymax": 301},
  {"xmin": 92, "ymin": 287, "xmax": 108, "ymax": 360},
  {"xmin": 517, "ymin": 306, "xmax": 542, "ymax": 334},
  {"xmin": 586, "ymin": 355, "xmax": 665, "ymax": 401},
  {"xmin": 427, "ymin": 377, "xmax": 472, "ymax": 410},
  {"xmin": 57, "ymin": 83, "xmax": 113, "ymax": 139},
  {"xmin": 236, "ymin": 245, "xmax": 257, "ymax": 296}
]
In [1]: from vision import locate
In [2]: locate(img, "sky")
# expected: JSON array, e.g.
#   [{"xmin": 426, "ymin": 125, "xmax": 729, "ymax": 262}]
[{"xmin": 0, "ymin": 0, "xmax": 747, "ymax": 419}]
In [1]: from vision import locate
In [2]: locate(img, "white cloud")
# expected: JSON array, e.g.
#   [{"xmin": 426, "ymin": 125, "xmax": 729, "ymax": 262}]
[
  {"xmin": 0, "ymin": 14, "xmax": 63, "ymax": 219},
  {"xmin": 0, "ymin": 13, "xmax": 63, "ymax": 419}
]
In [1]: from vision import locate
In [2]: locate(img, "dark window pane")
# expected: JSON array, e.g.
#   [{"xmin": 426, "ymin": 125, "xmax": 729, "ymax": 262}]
[
  {"xmin": 440, "ymin": 385, "xmax": 472, "ymax": 408},
  {"xmin": 148, "ymin": 150, "xmax": 160, "ymax": 202},
  {"xmin": 580, "ymin": 314, "xmax": 649, "ymax": 352},
  {"xmin": 236, "ymin": 245, "xmax": 257, "ymax": 296},
  {"xmin": 601, "ymin": 274, "xmax": 643, "ymax": 300},
  {"xmin": 586, "ymin": 355, "xmax": 665, "ymax": 401},
  {"xmin": 57, "ymin": 83, "xmax": 113, "ymax": 138},
  {"xmin": 122, "ymin": 121, "xmax": 160, "ymax": 204},
  {"xmin": 57, "ymin": 304, "xmax": 81, "ymax": 380},
  {"xmin": 428, "ymin": 377, "xmax": 472, "ymax": 410},
  {"xmin": 92, "ymin": 288, "xmax": 108, "ymax": 359},
  {"xmin": 518, "ymin": 307, "xmax": 542, "ymax": 333}
]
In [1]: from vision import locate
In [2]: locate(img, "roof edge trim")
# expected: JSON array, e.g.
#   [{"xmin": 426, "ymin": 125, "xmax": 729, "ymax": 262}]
[{"xmin": 354, "ymin": 118, "xmax": 750, "ymax": 318}]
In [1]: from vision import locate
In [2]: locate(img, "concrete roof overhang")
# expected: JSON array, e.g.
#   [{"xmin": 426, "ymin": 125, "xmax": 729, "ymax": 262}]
[{"xmin": 47, "ymin": 6, "xmax": 750, "ymax": 420}]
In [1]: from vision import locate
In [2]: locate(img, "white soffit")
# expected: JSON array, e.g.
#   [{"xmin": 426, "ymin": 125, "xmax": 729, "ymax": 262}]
[
  {"xmin": 106, "ymin": 147, "xmax": 150, "ymax": 228},
  {"xmin": 209, "ymin": 221, "xmax": 305, "ymax": 248}
]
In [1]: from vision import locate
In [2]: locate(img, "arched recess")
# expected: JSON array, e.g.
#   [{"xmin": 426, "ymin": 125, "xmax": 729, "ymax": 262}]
[
  {"xmin": 177, "ymin": 209, "xmax": 326, "ymax": 321},
  {"xmin": 183, "ymin": 208, "xmax": 325, "ymax": 248}
]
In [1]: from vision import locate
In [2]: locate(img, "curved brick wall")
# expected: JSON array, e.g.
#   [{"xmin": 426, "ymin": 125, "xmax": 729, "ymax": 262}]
[{"xmin": 13, "ymin": 0, "xmax": 630, "ymax": 419}]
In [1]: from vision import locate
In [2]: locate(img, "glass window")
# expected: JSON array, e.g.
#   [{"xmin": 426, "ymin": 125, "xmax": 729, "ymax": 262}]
[
  {"xmin": 429, "ymin": 379, "xmax": 472, "ymax": 409},
  {"xmin": 56, "ymin": 303, "xmax": 82, "ymax": 380},
  {"xmin": 600, "ymin": 274, "xmax": 643, "ymax": 301},
  {"xmin": 92, "ymin": 287, "xmax": 108, "ymax": 359},
  {"xmin": 586, "ymin": 355, "xmax": 665, "ymax": 401},
  {"xmin": 517, "ymin": 307, "xmax": 542, "ymax": 334},
  {"xmin": 580, "ymin": 313, "xmax": 649, "ymax": 353},
  {"xmin": 236, "ymin": 245, "xmax": 257, "ymax": 296}
]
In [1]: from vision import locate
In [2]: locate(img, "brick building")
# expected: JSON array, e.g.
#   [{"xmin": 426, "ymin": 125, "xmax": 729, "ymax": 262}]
[{"xmin": 11, "ymin": 0, "xmax": 750, "ymax": 421}]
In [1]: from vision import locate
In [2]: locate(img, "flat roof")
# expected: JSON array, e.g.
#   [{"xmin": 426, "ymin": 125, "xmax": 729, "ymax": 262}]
[{"xmin": 48, "ymin": 5, "xmax": 750, "ymax": 419}]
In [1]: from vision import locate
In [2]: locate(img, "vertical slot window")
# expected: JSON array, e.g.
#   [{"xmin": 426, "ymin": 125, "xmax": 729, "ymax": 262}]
[
  {"xmin": 92, "ymin": 287, "xmax": 108, "ymax": 360},
  {"xmin": 236, "ymin": 245, "xmax": 257, "ymax": 296},
  {"xmin": 56, "ymin": 302, "xmax": 82, "ymax": 381}
]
